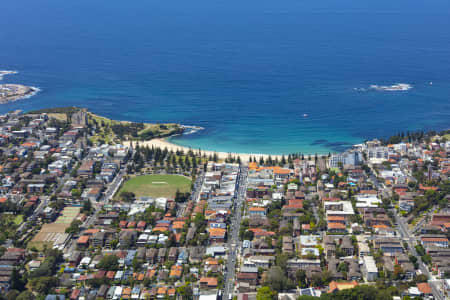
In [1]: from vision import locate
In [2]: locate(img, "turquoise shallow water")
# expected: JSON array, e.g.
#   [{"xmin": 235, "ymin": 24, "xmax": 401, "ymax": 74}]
[{"xmin": 0, "ymin": 0, "xmax": 449, "ymax": 154}]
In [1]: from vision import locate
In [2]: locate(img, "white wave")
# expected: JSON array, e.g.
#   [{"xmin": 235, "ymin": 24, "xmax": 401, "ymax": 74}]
[
  {"xmin": 5, "ymin": 86, "xmax": 41, "ymax": 102},
  {"xmin": 0, "ymin": 70, "xmax": 18, "ymax": 81},
  {"xmin": 181, "ymin": 125, "xmax": 205, "ymax": 135},
  {"xmin": 21, "ymin": 86, "xmax": 41, "ymax": 99},
  {"xmin": 353, "ymin": 87, "xmax": 367, "ymax": 92},
  {"xmin": 369, "ymin": 83, "xmax": 412, "ymax": 91}
]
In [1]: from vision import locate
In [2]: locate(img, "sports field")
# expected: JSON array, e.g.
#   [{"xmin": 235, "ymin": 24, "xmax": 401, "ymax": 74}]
[
  {"xmin": 28, "ymin": 207, "xmax": 80, "ymax": 250},
  {"xmin": 118, "ymin": 174, "xmax": 191, "ymax": 199}
]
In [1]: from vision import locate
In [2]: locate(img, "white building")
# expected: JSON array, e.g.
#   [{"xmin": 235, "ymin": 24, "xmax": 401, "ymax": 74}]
[
  {"xmin": 329, "ymin": 151, "xmax": 362, "ymax": 168},
  {"xmin": 362, "ymin": 256, "xmax": 378, "ymax": 281},
  {"xmin": 367, "ymin": 146, "xmax": 389, "ymax": 163},
  {"xmin": 155, "ymin": 197, "xmax": 167, "ymax": 211},
  {"xmin": 355, "ymin": 194, "xmax": 382, "ymax": 209},
  {"xmin": 324, "ymin": 201, "xmax": 355, "ymax": 217}
]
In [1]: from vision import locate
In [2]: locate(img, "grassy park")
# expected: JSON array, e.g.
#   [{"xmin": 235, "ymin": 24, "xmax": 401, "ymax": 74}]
[
  {"xmin": 118, "ymin": 174, "xmax": 191, "ymax": 199},
  {"xmin": 14, "ymin": 214, "xmax": 24, "ymax": 225}
]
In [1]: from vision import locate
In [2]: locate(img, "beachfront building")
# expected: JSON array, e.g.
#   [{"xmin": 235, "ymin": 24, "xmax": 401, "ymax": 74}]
[{"xmin": 329, "ymin": 150, "xmax": 362, "ymax": 168}]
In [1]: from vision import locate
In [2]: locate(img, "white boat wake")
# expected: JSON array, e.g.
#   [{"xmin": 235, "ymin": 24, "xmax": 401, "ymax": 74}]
[{"xmin": 355, "ymin": 83, "xmax": 413, "ymax": 92}]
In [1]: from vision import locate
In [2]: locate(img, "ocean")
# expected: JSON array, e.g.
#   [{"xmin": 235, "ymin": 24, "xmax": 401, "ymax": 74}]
[{"xmin": 0, "ymin": 0, "xmax": 449, "ymax": 154}]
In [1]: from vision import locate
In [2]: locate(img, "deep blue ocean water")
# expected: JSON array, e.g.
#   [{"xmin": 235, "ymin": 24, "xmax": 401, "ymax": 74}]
[{"xmin": 1, "ymin": 0, "xmax": 449, "ymax": 154}]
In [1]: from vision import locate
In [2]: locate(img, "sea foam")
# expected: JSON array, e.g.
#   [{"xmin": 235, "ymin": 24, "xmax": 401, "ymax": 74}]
[
  {"xmin": 0, "ymin": 70, "xmax": 18, "ymax": 81},
  {"xmin": 369, "ymin": 83, "xmax": 412, "ymax": 91}
]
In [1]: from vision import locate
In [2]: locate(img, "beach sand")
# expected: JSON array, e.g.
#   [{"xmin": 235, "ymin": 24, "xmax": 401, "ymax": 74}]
[{"xmin": 123, "ymin": 138, "xmax": 283, "ymax": 163}]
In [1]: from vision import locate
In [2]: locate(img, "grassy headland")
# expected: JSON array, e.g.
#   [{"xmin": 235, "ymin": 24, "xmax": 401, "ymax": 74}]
[{"xmin": 27, "ymin": 107, "xmax": 184, "ymax": 144}]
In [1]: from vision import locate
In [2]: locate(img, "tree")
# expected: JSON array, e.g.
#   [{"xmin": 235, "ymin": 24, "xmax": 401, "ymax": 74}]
[
  {"xmin": 409, "ymin": 255, "xmax": 418, "ymax": 269},
  {"xmin": 120, "ymin": 191, "xmax": 135, "ymax": 202},
  {"xmin": 10, "ymin": 268, "xmax": 25, "ymax": 291},
  {"xmin": 16, "ymin": 290, "xmax": 35, "ymax": 300},
  {"xmin": 31, "ymin": 167, "xmax": 41, "ymax": 175},
  {"xmin": 30, "ymin": 250, "xmax": 62, "ymax": 278},
  {"xmin": 97, "ymin": 255, "xmax": 119, "ymax": 271},
  {"xmin": 256, "ymin": 286, "xmax": 277, "ymax": 300},
  {"xmin": 65, "ymin": 219, "xmax": 82, "ymax": 234},
  {"xmin": 132, "ymin": 256, "xmax": 143, "ymax": 271},
  {"xmin": 275, "ymin": 253, "xmax": 289, "ymax": 273},
  {"xmin": 264, "ymin": 266, "xmax": 287, "ymax": 291},
  {"xmin": 51, "ymin": 198, "xmax": 65, "ymax": 210},
  {"xmin": 422, "ymin": 254, "xmax": 432, "ymax": 265},
  {"xmin": 321, "ymin": 270, "xmax": 331, "ymax": 286},
  {"xmin": 82, "ymin": 200, "xmax": 92, "ymax": 214},
  {"xmin": 337, "ymin": 262, "xmax": 349, "ymax": 273},
  {"xmin": 71, "ymin": 188, "xmax": 82, "ymax": 198},
  {"xmin": 29, "ymin": 276, "xmax": 57, "ymax": 294},
  {"xmin": 415, "ymin": 244, "xmax": 426, "ymax": 256},
  {"xmin": 414, "ymin": 274, "xmax": 428, "ymax": 283},
  {"xmin": 393, "ymin": 264, "xmax": 404, "ymax": 280},
  {"xmin": 177, "ymin": 282, "xmax": 193, "ymax": 299},
  {"xmin": 295, "ymin": 269, "xmax": 307, "ymax": 288},
  {"xmin": 6, "ymin": 290, "xmax": 20, "ymax": 300},
  {"xmin": 242, "ymin": 230, "xmax": 254, "ymax": 241},
  {"xmin": 109, "ymin": 239, "xmax": 119, "ymax": 249},
  {"xmin": 175, "ymin": 190, "xmax": 190, "ymax": 203}
]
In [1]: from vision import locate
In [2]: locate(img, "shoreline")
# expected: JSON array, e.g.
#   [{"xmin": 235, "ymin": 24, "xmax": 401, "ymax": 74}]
[
  {"xmin": 34, "ymin": 107, "xmax": 344, "ymax": 157},
  {"xmin": 0, "ymin": 84, "xmax": 40, "ymax": 104},
  {"xmin": 123, "ymin": 138, "xmax": 284, "ymax": 162},
  {"xmin": 0, "ymin": 70, "xmax": 40, "ymax": 104}
]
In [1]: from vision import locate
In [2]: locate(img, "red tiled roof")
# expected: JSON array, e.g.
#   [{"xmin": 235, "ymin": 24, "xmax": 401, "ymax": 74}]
[
  {"xmin": 209, "ymin": 228, "xmax": 226, "ymax": 238},
  {"xmin": 77, "ymin": 236, "xmax": 89, "ymax": 244},
  {"xmin": 327, "ymin": 222, "xmax": 346, "ymax": 229},
  {"xmin": 417, "ymin": 282, "xmax": 432, "ymax": 294},
  {"xmin": 249, "ymin": 207, "xmax": 265, "ymax": 211},
  {"xmin": 419, "ymin": 184, "xmax": 438, "ymax": 191},
  {"xmin": 200, "ymin": 277, "xmax": 218, "ymax": 286},
  {"xmin": 137, "ymin": 221, "xmax": 146, "ymax": 228},
  {"xmin": 248, "ymin": 228, "xmax": 275, "ymax": 236},
  {"xmin": 327, "ymin": 216, "xmax": 345, "ymax": 221},
  {"xmin": 359, "ymin": 190, "xmax": 377, "ymax": 195},
  {"xmin": 421, "ymin": 237, "xmax": 448, "ymax": 243},
  {"xmin": 323, "ymin": 197, "xmax": 340, "ymax": 201},
  {"xmin": 70, "ymin": 289, "xmax": 80, "ymax": 300},
  {"xmin": 329, "ymin": 280, "xmax": 358, "ymax": 293}
]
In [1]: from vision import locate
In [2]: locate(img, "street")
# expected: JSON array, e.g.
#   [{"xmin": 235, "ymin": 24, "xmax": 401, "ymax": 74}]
[
  {"xmin": 394, "ymin": 211, "xmax": 445, "ymax": 300},
  {"xmin": 224, "ymin": 166, "xmax": 248, "ymax": 299}
]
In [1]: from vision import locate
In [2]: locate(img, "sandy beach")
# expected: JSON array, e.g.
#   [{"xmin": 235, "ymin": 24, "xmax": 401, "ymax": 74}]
[{"xmin": 124, "ymin": 138, "xmax": 283, "ymax": 163}]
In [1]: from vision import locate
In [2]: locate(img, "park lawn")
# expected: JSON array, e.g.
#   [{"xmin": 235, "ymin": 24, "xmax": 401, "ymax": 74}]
[
  {"xmin": 14, "ymin": 214, "xmax": 24, "ymax": 225},
  {"xmin": 138, "ymin": 123, "xmax": 181, "ymax": 137},
  {"xmin": 118, "ymin": 174, "xmax": 191, "ymax": 199},
  {"xmin": 87, "ymin": 112, "xmax": 182, "ymax": 144},
  {"xmin": 47, "ymin": 113, "xmax": 68, "ymax": 122}
]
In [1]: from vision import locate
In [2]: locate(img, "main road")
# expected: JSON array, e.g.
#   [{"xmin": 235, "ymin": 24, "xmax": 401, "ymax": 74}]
[
  {"xmin": 394, "ymin": 212, "xmax": 445, "ymax": 300},
  {"xmin": 224, "ymin": 166, "xmax": 248, "ymax": 299}
]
